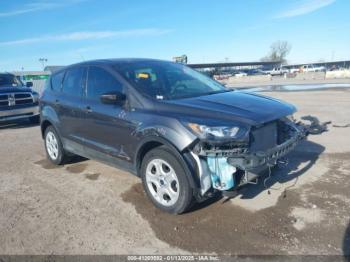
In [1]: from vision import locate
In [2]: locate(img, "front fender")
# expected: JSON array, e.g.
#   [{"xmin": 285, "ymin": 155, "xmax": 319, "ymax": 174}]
[
  {"xmin": 131, "ymin": 114, "xmax": 198, "ymax": 152},
  {"xmin": 133, "ymin": 120, "xmax": 200, "ymax": 189}
]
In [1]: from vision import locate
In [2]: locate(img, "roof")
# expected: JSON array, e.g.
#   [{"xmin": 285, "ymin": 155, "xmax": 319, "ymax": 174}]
[
  {"xmin": 71, "ymin": 58, "xmax": 168, "ymax": 67},
  {"xmin": 44, "ymin": 66, "xmax": 65, "ymax": 73},
  {"xmin": 46, "ymin": 58, "xmax": 171, "ymax": 74}
]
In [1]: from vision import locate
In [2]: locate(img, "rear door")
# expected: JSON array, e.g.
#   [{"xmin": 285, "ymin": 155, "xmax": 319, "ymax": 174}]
[
  {"xmin": 80, "ymin": 65, "xmax": 133, "ymax": 161},
  {"xmin": 59, "ymin": 66, "xmax": 87, "ymax": 145}
]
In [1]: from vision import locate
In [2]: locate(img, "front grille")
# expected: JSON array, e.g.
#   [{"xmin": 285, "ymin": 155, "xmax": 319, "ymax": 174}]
[
  {"xmin": 14, "ymin": 93, "xmax": 31, "ymax": 99},
  {"xmin": 0, "ymin": 92, "xmax": 33, "ymax": 108},
  {"xmin": 250, "ymin": 119, "xmax": 296, "ymax": 153},
  {"xmin": 277, "ymin": 119, "xmax": 293, "ymax": 144}
]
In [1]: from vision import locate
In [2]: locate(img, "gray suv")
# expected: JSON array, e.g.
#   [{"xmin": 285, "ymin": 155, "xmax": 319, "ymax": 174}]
[{"xmin": 40, "ymin": 59, "xmax": 306, "ymax": 214}]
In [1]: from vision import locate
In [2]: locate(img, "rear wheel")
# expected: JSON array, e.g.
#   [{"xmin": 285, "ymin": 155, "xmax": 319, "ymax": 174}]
[
  {"xmin": 141, "ymin": 146, "xmax": 193, "ymax": 214},
  {"xmin": 44, "ymin": 126, "xmax": 69, "ymax": 165}
]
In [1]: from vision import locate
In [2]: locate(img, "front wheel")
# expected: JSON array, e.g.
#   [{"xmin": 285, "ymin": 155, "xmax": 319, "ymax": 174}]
[{"xmin": 141, "ymin": 146, "xmax": 194, "ymax": 214}]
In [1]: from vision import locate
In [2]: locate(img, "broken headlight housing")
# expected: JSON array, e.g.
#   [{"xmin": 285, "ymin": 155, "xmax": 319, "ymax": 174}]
[{"xmin": 187, "ymin": 123, "xmax": 249, "ymax": 140}]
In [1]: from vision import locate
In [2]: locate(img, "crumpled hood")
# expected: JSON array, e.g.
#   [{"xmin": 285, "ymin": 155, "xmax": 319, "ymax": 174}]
[
  {"xmin": 0, "ymin": 86, "xmax": 32, "ymax": 93},
  {"xmin": 161, "ymin": 91, "xmax": 296, "ymax": 125}
]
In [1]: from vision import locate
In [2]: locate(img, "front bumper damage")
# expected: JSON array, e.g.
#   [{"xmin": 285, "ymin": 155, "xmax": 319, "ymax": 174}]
[{"xmin": 190, "ymin": 118, "xmax": 308, "ymax": 196}]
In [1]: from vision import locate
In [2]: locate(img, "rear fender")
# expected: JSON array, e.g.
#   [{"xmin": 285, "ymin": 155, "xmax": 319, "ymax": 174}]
[{"xmin": 40, "ymin": 105, "xmax": 61, "ymax": 137}]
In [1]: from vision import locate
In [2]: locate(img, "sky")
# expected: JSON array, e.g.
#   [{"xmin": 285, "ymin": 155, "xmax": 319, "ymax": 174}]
[{"xmin": 0, "ymin": 0, "xmax": 349, "ymax": 71}]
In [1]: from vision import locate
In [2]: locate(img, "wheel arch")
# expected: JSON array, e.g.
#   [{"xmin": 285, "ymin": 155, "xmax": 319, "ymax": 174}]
[
  {"xmin": 40, "ymin": 105, "xmax": 61, "ymax": 138},
  {"xmin": 135, "ymin": 136, "xmax": 200, "ymax": 190},
  {"xmin": 41, "ymin": 119, "xmax": 53, "ymax": 138}
]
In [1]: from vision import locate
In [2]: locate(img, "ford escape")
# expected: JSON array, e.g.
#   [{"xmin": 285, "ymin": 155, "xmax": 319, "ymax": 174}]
[{"xmin": 40, "ymin": 59, "xmax": 307, "ymax": 214}]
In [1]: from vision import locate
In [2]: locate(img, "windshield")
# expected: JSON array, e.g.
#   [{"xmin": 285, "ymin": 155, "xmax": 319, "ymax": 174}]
[
  {"xmin": 0, "ymin": 74, "xmax": 23, "ymax": 87},
  {"xmin": 114, "ymin": 61, "xmax": 228, "ymax": 100}
]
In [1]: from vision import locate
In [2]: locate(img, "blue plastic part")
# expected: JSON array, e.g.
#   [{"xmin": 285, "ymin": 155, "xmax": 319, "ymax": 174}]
[{"xmin": 207, "ymin": 157, "xmax": 236, "ymax": 191}]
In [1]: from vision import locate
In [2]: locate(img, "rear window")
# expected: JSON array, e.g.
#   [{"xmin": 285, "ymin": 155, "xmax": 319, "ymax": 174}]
[{"xmin": 51, "ymin": 71, "xmax": 65, "ymax": 91}]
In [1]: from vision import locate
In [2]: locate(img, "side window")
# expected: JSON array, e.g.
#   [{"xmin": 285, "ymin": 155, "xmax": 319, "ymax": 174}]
[
  {"xmin": 51, "ymin": 70, "xmax": 65, "ymax": 91},
  {"xmin": 62, "ymin": 67, "xmax": 85, "ymax": 96},
  {"xmin": 87, "ymin": 66, "xmax": 123, "ymax": 100}
]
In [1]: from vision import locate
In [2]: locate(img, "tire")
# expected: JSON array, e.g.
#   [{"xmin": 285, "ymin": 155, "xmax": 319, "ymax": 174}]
[
  {"xmin": 29, "ymin": 115, "xmax": 40, "ymax": 124},
  {"xmin": 44, "ymin": 126, "xmax": 69, "ymax": 165},
  {"xmin": 141, "ymin": 146, "xmax": 194, "ymax": 214}
]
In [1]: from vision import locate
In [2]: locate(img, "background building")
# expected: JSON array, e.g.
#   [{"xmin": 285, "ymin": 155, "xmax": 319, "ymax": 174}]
[{"xmin": 13, "ymin": 71, "xmax": 50, "ymax": 93}]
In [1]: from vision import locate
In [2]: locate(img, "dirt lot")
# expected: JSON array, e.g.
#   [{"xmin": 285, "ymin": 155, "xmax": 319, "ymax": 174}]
[{"xmin": 0, "ymin": 90, "xmax": 349, "ymax": 255}]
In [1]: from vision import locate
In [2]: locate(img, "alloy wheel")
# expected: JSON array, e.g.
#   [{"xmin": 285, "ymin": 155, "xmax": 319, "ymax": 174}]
[{"xmin": 145, "ymin": 159, "xmax": 180, "ymax": 206}]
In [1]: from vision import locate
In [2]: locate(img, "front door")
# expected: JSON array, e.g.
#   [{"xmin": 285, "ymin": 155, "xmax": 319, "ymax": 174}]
[{"xmin": 81, "ymin": 65, "xmax": 134, "ymax": 163}]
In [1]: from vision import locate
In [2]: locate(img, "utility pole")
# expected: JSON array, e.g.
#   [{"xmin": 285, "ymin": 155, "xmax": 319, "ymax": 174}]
[{"xmin": 38, "ymin": 58, "xmax": 48, "ymax": 70}]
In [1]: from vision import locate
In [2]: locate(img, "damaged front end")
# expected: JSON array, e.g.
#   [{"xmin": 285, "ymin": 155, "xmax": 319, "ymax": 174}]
[{"xmin": 188, "ymin": 117, "xmax": 308, "ymax": 197}]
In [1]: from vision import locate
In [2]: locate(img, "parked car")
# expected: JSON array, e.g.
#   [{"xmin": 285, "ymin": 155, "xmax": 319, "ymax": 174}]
[
  {"xmin": 0, "ymin": 73, "xmax": 40, "ymax": 123},
  {"xmin": 213, "ymin": 73, "xmax": 231, "ymax": 80},
  {"xmin": 242, "ymin": 69, "xmax": 268, "ymax": 76},
  {"xmin": 289, "ymin": 67, "xmax": 300, "ymax": 74},
  {"xmin": 300, "ymin": 65, "xmax": 326, "ymax": 72},
  {"xmin": 267, "ymin": 67, "xmax": 289, "ymax": 76},
  {"xmin": 232, "ymin": 71, "xmax": 248, "ymax": 77},
  {"xmin": 40, "ymin": 59, "xmax": 307, "ymax": 214}
]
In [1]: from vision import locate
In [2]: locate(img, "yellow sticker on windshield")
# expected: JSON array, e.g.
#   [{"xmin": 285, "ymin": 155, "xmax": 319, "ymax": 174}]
[{"xmin": 137, "ymin": 73, "xmax": 149, "ymax": 79}]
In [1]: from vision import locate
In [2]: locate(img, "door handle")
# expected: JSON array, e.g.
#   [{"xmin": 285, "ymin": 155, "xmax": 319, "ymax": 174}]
[
  {"xmin": 85, "ymin": 106, "xmax": 92, "ymax": 113},
  {"xmin": 54, "ymin": 99, "xmax": 60, "ymax": 106}
]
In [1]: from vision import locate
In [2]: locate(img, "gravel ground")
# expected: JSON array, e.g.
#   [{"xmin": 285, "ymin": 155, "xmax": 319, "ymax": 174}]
[{"xmin": 0, "ymin": 89, "xmax": 349, "ymax": 256}]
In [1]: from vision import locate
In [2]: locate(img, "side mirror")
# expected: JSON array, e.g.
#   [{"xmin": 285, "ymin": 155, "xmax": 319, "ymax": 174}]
[
  {"xmin": 100, "ymin": 91, "xmax": 126, "ymax": 105},
  {"xmin": 26, "ymin": 81, "xmax": 33, "ymax": 88}
]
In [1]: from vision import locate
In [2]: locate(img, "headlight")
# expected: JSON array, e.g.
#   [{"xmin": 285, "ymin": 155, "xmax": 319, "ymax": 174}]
[{"xmin": 187, "ymin": 123, "xmax": 248, "ymax": 140}]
